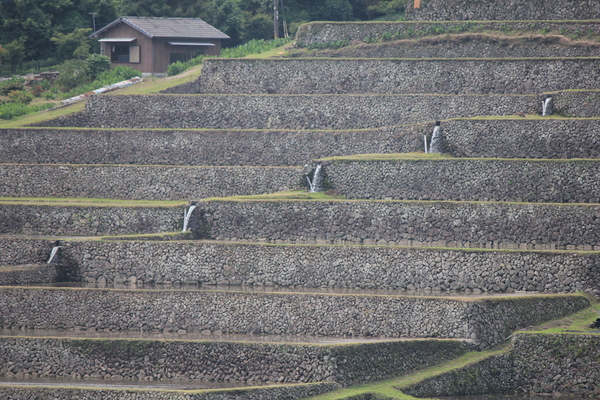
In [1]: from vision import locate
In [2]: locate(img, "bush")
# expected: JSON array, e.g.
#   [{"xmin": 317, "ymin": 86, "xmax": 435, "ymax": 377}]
[
  {"xmin": 0, "ymin": 102, "xmax": 26, "ymax": 119},
  {"xmin": 7, "ymin": 90, "xmax": 33, "ymax": 105},
  {"xmin": 0, "ymin": 101, "xmax": 54, "ymax": 120},
  {"xmin": 0, "ymin": 77, "xmax": 25, "ymax": 95},
  {"xmin": 59, "ymin": 65, "xmax": 139, "ymax": 100},
  {"xmin": 167, "ymin": 61, "xmax": 188, "ymax": 76},
  {"xmin": 55, "ymin": 59, "xmax": 91, "ymax": 91},
  {"xmin": 94, "ymin": 66, "xmax": 139, "ymax": 86},
  {"xmin": 86, "ymin": 54, "xmax": 112, "ymax": 80},
  {"xmin": 43, "ymin": 90, "xmax": 56, "ymax": 100},
  {"xmin": 167, "ymin": 38, "xmax": 290, "ymax": 76},
  {"xmin": 32, "ymin": 85, "xmax": 44, "ymax": 97}
]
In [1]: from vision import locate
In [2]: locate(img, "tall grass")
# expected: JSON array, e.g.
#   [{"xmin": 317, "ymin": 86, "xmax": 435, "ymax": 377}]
[
  {"xmin": 58, "ymin": 66, "xmax": 140, "ymax": 100},
  {"xmin": 167, "ymin": 38, "xmax": 290, "ymax": 76},
  {"xmin": 0, "ymin": 102, "xmax": 55, "ymax": 120}
]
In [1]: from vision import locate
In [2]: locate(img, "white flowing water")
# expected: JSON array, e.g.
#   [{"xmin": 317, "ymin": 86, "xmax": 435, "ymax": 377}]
[
  {"xmin": 307, "ymin": 164, "xmax": 323, "ymax": 193},
  {"xmin": 429, "ymin": 125, "xmax": 442, "ymax": 153},
  {"xmin": 46, "ymin": 246, "xmax": 61, "ymax": 264},
  {"xmin": 182, "ymin": 205, "xmax": 197, "ymax": 232},
  {"xmin": 542, "ymin": 97, "xmax": 552, "ymax": 116}
]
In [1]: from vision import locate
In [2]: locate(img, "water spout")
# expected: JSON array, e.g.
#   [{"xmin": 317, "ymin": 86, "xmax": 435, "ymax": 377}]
[
  {"xmin": 47, "ymin": 246, "xmax": 62, "ymax": 264},
  {"xmin": 429, "ymin": 121, "xmax": 443, "ymax": 154},
  {"xmin": 306, "ymin": 164, "xmax": 323, "ymax": 193},
  {"xmin": 542, "ymin": 97, "xmax": 553, "ymax": 116},
  {"xmin": 182, "ymin": 205, "xmax": 197, "ymax": 232}
]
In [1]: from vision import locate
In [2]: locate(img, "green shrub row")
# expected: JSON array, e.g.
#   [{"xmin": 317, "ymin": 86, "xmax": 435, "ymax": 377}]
[
  {"xmin": 166, "ymin": 38, "xmax": 290, "ymax": 76},
  {"xmin": 0, "ymin": 102, "xmax": 54, "ymax": 120},
  {"xmin": 58, "ymin": 65, "xmax": 140, "ymax": 100}
]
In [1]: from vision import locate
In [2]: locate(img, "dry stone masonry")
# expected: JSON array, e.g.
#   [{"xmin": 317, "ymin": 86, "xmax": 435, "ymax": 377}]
[
  {"xmin": 0, "ymin": 337, "xmax": 469, "ymax": 386},
  {"xmin": 403, "ymin": 334, "xmax": 600, "ymax": 397},
  {"xmin": 3, "ymin": 1, "xmax": 600, "ymax": 397},
  {"xmin": 0, "ymin": 383, "xmax": 341, "ymax": 400},
  {"xmin": 195, "ymin": 58, "xmax": 600, "ymax": 95},
  {"xmin": 321, "ymin": 159, "xmax": 600, "ymax": 203},
  {"xmin": 5, "ymin": 119, "xmax": 600, "ymax": 166},
  {"xmin": 0, "ymin": 127, "xmax": 420, "ymax": 166},
  {"xmin": 37, "ymin": 93, "xmax": 542, "ymax": 130},
  {"xmin": 295, "ymin": 21, "xmax": 600, "ymax": 47},
  {"xmin": 297, "ymin": 34, "xmax": 600, "ymax": 59},
  {"xmin": 406, "ymin": 0, "xmax": 600, "ymax": 21},
  {"xmin": 199, "ymin": 200, "xmax": 600, "ymax": 250},
  {"xmin": 0, "ymin": 164, "xmax": 302, "ymax": 200},
  {"xmin": 0, "ymin": 287, "xmax": 588, "ymax": 348},
  {"xmin": 0, "ymin": 204, "xmax": 183, "ymax": 236}
]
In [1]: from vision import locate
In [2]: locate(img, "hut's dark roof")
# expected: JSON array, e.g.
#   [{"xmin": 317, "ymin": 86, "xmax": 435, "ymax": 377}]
[{"xmin": 92, "ymin": 16, "xmax": 230, "ymax": 39}]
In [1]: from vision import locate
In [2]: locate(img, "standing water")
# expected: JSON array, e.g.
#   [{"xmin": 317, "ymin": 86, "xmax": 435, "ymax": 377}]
[{"xmin": 182, "ymin": 205, "xmax": 197, "ymax": 232}]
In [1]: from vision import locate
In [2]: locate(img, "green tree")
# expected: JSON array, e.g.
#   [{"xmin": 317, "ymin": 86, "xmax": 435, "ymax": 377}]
[
  {"xmin": 240, "ymin": 12, "xmax": 273, "ymax": 42},
  {"xmin": 86, "ymin": 53, "xmax": 111, "ymax": 80},
  {"xmin": 209, "ymin": 0, "xmax": 244, "ymax": 46},
  {"xmin": 0, "ymin": 0, "xmax": 119, "ymax": 61},
  {"xmin": 367, "ymin": 0, "xmax": 406, "ymax": 18},
  {"xmin": 2, "ymin": 39, "xmax": 26, "ymax": 72},
  {"xmin": 55, "ymin": 59, "xmax": 90, "ymax": 91},
  {"xmin": 120, "ymin": 0, "xmax": 211, "ymax": 19},
  {"xmin": 51, "ymin": 28, "xmax": 93, "ymax": 60}
]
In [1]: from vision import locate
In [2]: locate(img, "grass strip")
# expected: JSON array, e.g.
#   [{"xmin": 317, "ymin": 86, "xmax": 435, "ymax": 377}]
[
  {"xmin": 201, "ymin": 190, "xmax": 600, "ymax": 206},
  {"xmin": 0, "ymin": 197, "xmax": 187, "ymax": 208},
  {"xmin": 303, "ymin": 349, "xmax": 507, "ymax": 400}
]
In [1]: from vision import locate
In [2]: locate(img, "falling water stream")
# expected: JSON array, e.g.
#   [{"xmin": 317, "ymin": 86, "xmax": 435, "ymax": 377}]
[
  {"xmin": 306, "ymin": 164, "xmax": 323, "ymax": 193},
  {"xmin": 182, "ymin": 205, "xmax": 197, "ymax": 232}
]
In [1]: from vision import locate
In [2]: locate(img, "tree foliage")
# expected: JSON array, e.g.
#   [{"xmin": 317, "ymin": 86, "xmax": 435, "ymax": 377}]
[
  {"xmin": 51, "ymin": 28, "xmax": 93, "ymax": 60},
  {"xmin": 0, "ymin": 0, "xmax": 119, "ymax": 61},
  {"xmin": 0, "ymin": 0, "xmax": 400, "ymax": 62},
  {"xmin": 2, "ymin": 39, "xmax": 26, "ymax": 71},
  {"xmin": 55, "ymin": 59, "xmax": 91, "ymax": 91}
]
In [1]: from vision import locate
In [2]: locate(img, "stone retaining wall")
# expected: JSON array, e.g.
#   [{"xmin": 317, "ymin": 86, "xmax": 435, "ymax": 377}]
[
  {"xmin": 0, "ymin": 164, "xmax": 301, "ymax": 201},
  {"xmin": 187, "ymin": 58, "xmax": 600, "ymax": 95},
  {"xmin": 199, "ymin": 200, "xmax": 600, "ymax": 249},
  {"xmin": 36, "ymin": 94, "xmax": 540, "ymax": 130},
  {"xmin": 0, "ymin": 237, "xmax": 54, "ymax": 266},
  {"xmin": 510, "ymin": 334, "xmax": 600, "ymax": 395},
  {"xmin": 37, "ymin": 92, "xmax": 600, "ymax": 130},
  {"xmin": 0, "ymin": 337, "xmax": 468, "ymax": 386},
  {"xmin": 405, "ymin": 0, "xmax": 600, "ymax": 21},
  {"xmin": 295, "ymin": 21, "xmax": 600, "ymax": 47},
  {"xmin": 401, "ymin": 352, "xmax": 516, "ymax": 396},
  {"xmin": 300, "ymin": 35, "xmax": 600, "ymax": 59},
  {"xmin": 0, "ymin": 288, "xmax": 588, "ymax": 348},
  {"xmin": 0, "ymin": 205, "xmax": 184, "ymax": 236},
  {"xmin": 6, "ymin": 119, "xmax": 600, "ymax": 165},
  {"xmin": 403, "ymin": 334, "xmax": 600, "ymax": 397},
  {"xmin": 0, "ymin": 383, "xmax": 340, "ymax": 400},
  {"xmin": 322, "ymin": 159, "xmax": 600, "ymax": 203},
  {"xmin": 3, "ymin": 238, "xmax": 599, "ymax": 296},
  {"xmin": 0, "ymin": 264, "xmax": 58, "ymax": 285},
  {"xmin": 0, "ymin": 127, "xmax": 420, "ymax": 166},
  {"xmin": 440, "ymin": 119, "xmax": 600, "ymax": 159},
  {"xmin": 8, "ymin": 199, "xmax": 599, "ymax": 251},
  {"xmin": 57, "ymin": 240, "xmax": 600, "ymax": 296}
]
